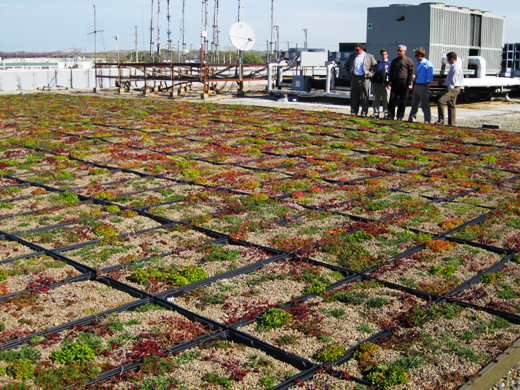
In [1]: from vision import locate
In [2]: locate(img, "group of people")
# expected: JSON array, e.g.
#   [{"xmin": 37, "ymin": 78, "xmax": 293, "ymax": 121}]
[{"xmin": 345, "ymin": 44, "xmax": 464, "ymax": 125}]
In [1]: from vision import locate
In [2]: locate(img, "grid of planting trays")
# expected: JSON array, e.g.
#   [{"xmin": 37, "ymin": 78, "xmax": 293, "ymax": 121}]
[{"xmin": 0, "ymin": 94, "xmax": 518, "ymax": 390}]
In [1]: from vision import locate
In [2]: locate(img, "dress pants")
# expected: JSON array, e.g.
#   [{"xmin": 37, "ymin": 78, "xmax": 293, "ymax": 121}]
[
  {"xmin": 350, "ymin": 76, "xmax": 370, "ymax": 116},
  {"xmin": 408, "ymin": 84, "xmax": 431, "ymax": 123},
  {"xmin": 372, "ymin": 82, "xmax": 389, "ymax": 116},
  {"xmin": 387, "ymin": 78, "xmax": 409, "ymax": 120},
  {"xmin": 438, "ymin": 87, "xmax": 461, "ymax": 126}
]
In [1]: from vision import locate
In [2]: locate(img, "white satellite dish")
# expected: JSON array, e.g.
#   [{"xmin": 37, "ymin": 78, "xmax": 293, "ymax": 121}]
[{"xmin": 229, "ymin": 22, "xmax": 256, "ymax": 51}]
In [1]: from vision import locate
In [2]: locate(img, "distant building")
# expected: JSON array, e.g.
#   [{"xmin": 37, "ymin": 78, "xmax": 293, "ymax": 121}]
[{"xmin": 0, "ymin": 58, "xmax": 93, "ymax": 70}]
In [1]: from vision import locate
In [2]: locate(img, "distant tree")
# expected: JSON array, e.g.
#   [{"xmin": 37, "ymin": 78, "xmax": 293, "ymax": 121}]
[{"xmin": 242, "ymin": 52, "xmax": 266, "ymax": 64}]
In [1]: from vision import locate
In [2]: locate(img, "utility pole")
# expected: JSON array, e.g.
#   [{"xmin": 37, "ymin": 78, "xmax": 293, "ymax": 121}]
[
  {"xmin": 303, "ymin": 29, "xmax": 308, "ymax": 49},
  {"xmin": 150, "ymin": 0, "xmax": 155, "ymax": 61}
]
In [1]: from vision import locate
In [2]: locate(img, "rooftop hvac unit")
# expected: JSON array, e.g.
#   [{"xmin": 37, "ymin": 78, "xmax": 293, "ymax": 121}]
[{"xmin": 366, "ymin": 3, "xmax": 505, "ymax": 75}]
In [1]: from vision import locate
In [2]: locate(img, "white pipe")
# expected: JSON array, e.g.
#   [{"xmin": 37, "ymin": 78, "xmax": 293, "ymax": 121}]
[
  {"xmin": 325, "ymin": 63, "xmax": 335, "ymax": 93},
  {"xmin": 468, "ymin": 56, "xmax": 487, "ymax": 78},
  {"xmin": 461, "ymin": 77, "xmax": 520, "ymax": 88}
]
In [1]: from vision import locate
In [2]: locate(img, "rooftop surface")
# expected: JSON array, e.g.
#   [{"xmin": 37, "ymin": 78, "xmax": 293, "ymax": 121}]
[{"xmin": 0, "ymin": 93, "xmax": 518, "ymax": 389}]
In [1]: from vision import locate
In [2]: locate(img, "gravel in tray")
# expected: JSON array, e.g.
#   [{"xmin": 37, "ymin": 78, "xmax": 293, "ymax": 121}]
[
  {"xmin": 238, "ymin": 156, "xmax": 309, "ymax": 170},
  {"xmin": 0, "ymin": 154, "xmax": 84, "ymax": 176},
  {"xmin": 203, "ymin": 169, "xmax": 289, "ymax": 189},
  {"xmin": 243, "ymin": 210, "xmax": 348, "ymax": 251},
  {"xmin": 194, "ymin": 197, "xmax": 308, "ymax": 238},
  {"xmin": 398, "ymin": 177, "xmax": 480, "ymax": 199},
  {"xmin": 0, "ymin": 202, "xmax": 109, "ymax": 233},
  {"xmin": 108, "ymin": 243, "xmax": 275, "ymax": 295},
  {"xmin": 0, "ymin": 178, "xmax": 19, "ymax": 187},
  {"xmin": 15, "ymin": 164, "xmax": 94, "ymax": 183},
  {"xmin": 106, "ymin": 183, "xmax": 195, "ymax": 209},
  {"xmin": 388, "ymin": 200, "xmax": 490, "ymax": 235},
  {"xmin": 286, "ymin": 371, "xmax": 358, "ymax": 390},
  {"xmin": 129, "ymin": 158, "xmax": 239, "ymax": 181},
  {"xmin": 0, "ymin": 304, "xmax": 212, "ymax": 389},
  {"xmin": 337, "ymin": 303, "xmax": 520, "ymax": 390},
  {"xmin": 64, "ymin": 225, "xmax": 212, "ymax": 269},
  {"xmin": 0, "ymin": 254, "xmax": 81, "ymax": 295},
  {"xmin": 75, "ymin": 177, "xmax": 177, "ymax": 199},
  {"xmin": 0, "ymin": 280, "xmax": 138, "ymax": 344},
  {"xmin": 450, "ymin": 185, "xmax": 519, "ymax": 209},
  {"xmin": 0, "ymin": 185, "xmax": 42, "ymax": 201},
  {"xmin": 145, "ymin": 189, "xmax": 246, "ymax": 222},
  {"xmin": 0, "ymin": 191, "xmax": 83, "ymax": 218},
  {"xmin": 453, "ymin": 259, "xmax": 520, "ymax": 315},
  {"xmin": 332, "ymin": 192, "xmax": 430, "ymax": 221},
  {"xmin": 170, "ymin": 259, "xmax": 344, "ymax": 325},
  {"xmin": 448, "ymin": 209, "xmax": 520, "ymax": 251},
  {"xmin": 0, "ymin": 238, "xmax": 35, "ymax": 260},
  {"xmin": 91, "ymin": 339, "xmax": 299, "ymax": 390},
  {"xmin": 18, "ymin": 213, "xmax": 161, "ymax": 250},
  {"xmin": 304, "ymin": 221, "xmax": 427, "ymax": 271},
  {"xmin": 371, "ymin": 241, "xmax": 503, "ymax": 295},
  {"xmin": 318, "ymin": 166, "xmax": 381, "ymax": 182},
  {"xmin": 226, "ymin": 176, "xmax": 318, "ymax": 197},
  {"xmin": 42, "ymin": 171, "xmax": 140, "ymax": 190},
  {"xmin": 241, "ymin": 280, "xmax": 426, "ymax": 364}
]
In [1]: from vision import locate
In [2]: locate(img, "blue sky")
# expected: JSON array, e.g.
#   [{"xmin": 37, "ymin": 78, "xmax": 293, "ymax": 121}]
[{"xmin": 0, "ymin": 0, "xmax": 518, "ymax": 54}]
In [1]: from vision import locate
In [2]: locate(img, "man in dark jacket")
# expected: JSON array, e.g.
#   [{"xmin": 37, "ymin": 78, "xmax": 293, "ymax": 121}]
[
  {"xmin": 387, "ymin": 44, "xmax": 414, "ymax": 121},
  {"xmin": 345, "ymin": 44, "xmax": 378, "ymax": 117},
  {"xmin": 371, "ymin": 49, "xmax": 391, "ymax": 118}
]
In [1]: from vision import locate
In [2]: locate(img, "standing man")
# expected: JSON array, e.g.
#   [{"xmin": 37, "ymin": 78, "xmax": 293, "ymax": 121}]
[
  {"xmin": 437, "ymin": 52, "xmax": 464, "ymax": 126},
  {"xmin": 387, "ymin": 44, "xmax": 414, "ymax": 121},
  {"xmin": 345, "ymin": 44, "xmax": 377, "ymax": 117},
  {"xmin": 371, "ymin": 49, "xmax": 391, "ymax": 118},
  {"xmin": 408, "ymin": 47, "xmax": 434, "ymax": 123}
]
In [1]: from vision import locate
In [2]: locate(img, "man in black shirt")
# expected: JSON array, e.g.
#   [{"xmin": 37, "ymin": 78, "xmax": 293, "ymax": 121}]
[{"xmin": 387, "ymin": 45, "xmax": 414, "ymax": 121}]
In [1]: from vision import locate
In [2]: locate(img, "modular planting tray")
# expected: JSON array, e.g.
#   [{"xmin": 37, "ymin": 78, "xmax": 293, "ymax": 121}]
[
  {"xmin": 0, "ymin": 296, "xmax": 220, "ymax": 389},
  {"xmin": 0, "ymin": 94, "xmax": 519, "ymax": 389}
]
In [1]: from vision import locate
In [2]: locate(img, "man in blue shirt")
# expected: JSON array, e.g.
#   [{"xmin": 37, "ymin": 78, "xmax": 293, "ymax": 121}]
[
  {"xmin": 408, "ymin": 47, "xmax": 434, "ymax": 123},
  {"xmin": 371, "ymin": 49, "xmax": 391, "ymax": 118}
]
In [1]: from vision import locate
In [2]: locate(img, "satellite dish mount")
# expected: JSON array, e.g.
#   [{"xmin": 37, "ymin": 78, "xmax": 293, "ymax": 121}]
[{"xmin": 228, "ymin": 22, "xmax": 255, "ymax": 93}]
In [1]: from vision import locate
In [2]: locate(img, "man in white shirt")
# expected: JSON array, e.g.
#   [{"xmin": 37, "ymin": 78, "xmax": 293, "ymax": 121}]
[
  {"xmin": 437, "ymin": 52, "xmax": 464, "ymax": 126},
  {"xmin": 345, "ymin": 44, "xmax": 377, "ymax": 117}
]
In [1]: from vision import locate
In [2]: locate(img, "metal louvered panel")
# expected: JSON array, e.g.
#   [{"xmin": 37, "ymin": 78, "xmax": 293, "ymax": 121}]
[
  {"xmin": 481, "ymin": 48, "xmax": 503, "ymax": 73},
  {"xmin": 481, "ymin": 16, "xmax": 504, "ymax": 48}
]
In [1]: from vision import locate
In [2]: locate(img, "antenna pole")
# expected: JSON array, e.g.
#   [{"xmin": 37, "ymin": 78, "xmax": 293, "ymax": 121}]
[
  {"xmin": 157, "ymin": 0, "xmax": 161, "ymax": 58},
  {"xmin": 212, "ymin": 0, "xmax": 220, "ymax": 63},
  {"xmin": 182, "ymin": 0, "xmax": 186, "ymax": 60},
  {"xmin": 238, "ymin": 0, "xmax": 241, "ymax": 22},
  {"xmin": 135, "ymin": 26, "xmax": 139, "ymax": 62},
  {"xmin": 269, "ymin": 0, "xmax": 274, "ymax": 62},
  {"xmin": 150, "ymin": 0, "xmax": 154, "ymax": 61},
  {"xmin": 275, "ymin": 25, "xmax": 279, "ymax": 59},
  {"xmin": 167, "ymin": 0, "xmax": 172, "ymax": 62},
  {"xmin": 205, "ymin": 0, "xmax": 209, "ymax": 57}
]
